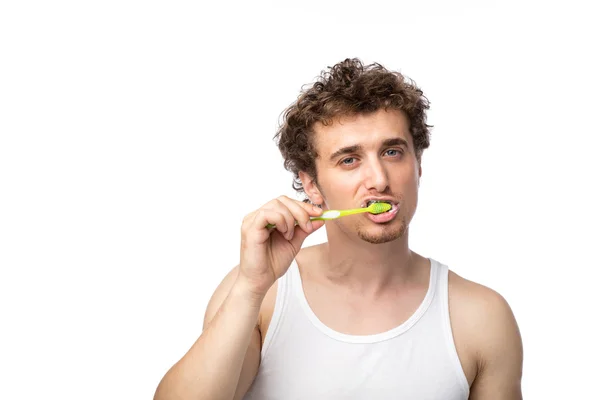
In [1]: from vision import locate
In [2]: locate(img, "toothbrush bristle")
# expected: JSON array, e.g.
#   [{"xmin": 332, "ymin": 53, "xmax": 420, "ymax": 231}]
[{"xmin": 369, "ymin": 202, "xmax": 392, "ymax": 214}]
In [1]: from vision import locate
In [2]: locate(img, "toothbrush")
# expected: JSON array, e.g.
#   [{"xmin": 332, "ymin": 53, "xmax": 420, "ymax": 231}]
[{"xmin": 265, "ymin": 202, "xmax": 392, "ymax": 229}]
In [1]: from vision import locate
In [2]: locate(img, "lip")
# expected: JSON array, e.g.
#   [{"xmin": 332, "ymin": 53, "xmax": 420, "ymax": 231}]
[
  {"xmin": 365, "ymin": 202, "xmax": 399, "ymax": 223},
  {"xmin": 359, "ymin": 197, "xmax": 399, "ymax": 224}
]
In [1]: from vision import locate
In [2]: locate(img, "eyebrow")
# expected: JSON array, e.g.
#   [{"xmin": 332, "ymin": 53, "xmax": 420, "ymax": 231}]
[{"xmin": 328, "ymin": 138, "xmax": 409, "ymax": 162}]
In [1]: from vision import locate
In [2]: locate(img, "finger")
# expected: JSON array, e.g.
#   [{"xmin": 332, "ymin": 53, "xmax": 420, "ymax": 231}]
[
  {"xmin": 297, "ymin": 198, "xmax": 324, "ymax": 217},
  {"xmin": 271, "ymin": 196, "xmax": 322, "ymax": 216},
  {"xmin": 251, "ymin": 209, "xmax": 289, "ymax": 239},
  {"xmin": 262, "ymin": 207, "xmax": 297, "ymax": 240},
  {"xmin": 307, "ymin": 219, "xmax": 326, "ymax": 232},
  {"xmin": 276, "ymin": 197, "xmax": 315, "ymax": 235},
  {"xmin": 277, "ymin": 197, "xmax": 324, "ymax": 226},
  {"xmin": 288, "ymin": 219, "xmax": 326, "ymax": 250},
  {"xmin": 270, "ymin": 203, "xmax": 297, "ymax": 239},
  {"xmin": 259, "ymin": 196, "xmax": 322, "ymax": 240}
]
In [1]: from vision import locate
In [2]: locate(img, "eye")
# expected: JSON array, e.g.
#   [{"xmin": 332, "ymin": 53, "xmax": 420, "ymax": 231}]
[
  {"xmin": 384, "ymin": 149, "xmax": 403, "ymax": 157},
  {"xmin": 341, "ymin": 157, "xmax": 356, "ymax": 165}
]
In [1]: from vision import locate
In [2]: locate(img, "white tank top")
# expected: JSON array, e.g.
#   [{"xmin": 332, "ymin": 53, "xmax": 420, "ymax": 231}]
[{"xmin": 242, "ymin": 258, "xmax": 470, "ymax": 400}]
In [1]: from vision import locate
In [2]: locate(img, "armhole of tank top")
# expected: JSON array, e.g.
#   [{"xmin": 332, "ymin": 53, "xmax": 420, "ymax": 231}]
[
  {"xmin": 439, "ymin": 263, "xmax": 471, "ymax": 397},
  {"xmin": 259, "ymin": 264, "xmax": 290, "ymax": 362}
]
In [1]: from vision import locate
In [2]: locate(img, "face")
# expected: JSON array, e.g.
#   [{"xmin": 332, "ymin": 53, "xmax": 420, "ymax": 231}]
[{"xmin": 300, "ymin": 109, "xmax": 422, "ymax": 244}]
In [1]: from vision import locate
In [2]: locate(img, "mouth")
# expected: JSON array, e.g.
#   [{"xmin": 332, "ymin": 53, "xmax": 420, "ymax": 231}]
[
  {"xmin": 361, "ymin": 198, "xmax": 400, "ymax": 223},
  {"xmin": 361, "ymin": 199, "xmax": 398, "ymax": 211}
]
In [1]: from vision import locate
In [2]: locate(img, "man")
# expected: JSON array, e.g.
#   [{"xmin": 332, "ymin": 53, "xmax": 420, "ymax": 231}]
[{"xmin": 154, "ymin": 58, "xmax": 523, "ymax": 400}]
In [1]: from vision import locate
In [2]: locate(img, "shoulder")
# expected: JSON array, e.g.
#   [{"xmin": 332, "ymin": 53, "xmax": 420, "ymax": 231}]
[
  {"xmin": 448, "ymin": 270, "xmax": 515, "ymax": 317},
  {"xmin": 448, "ymin": 269, "xmax": 523, "ymax": 396},
  {"xmin": 448, "ymin": 270, "xmax": 520, "ymax": 344}
]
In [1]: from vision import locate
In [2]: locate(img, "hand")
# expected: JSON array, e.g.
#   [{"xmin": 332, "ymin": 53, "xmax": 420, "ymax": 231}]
[{"xmin": 237, "ymin": 196, "xmax": 324, "ymax": 297}]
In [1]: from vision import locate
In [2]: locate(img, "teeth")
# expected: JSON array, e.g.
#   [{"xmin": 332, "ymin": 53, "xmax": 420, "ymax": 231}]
[{"xmin": 366, "ymin": 200, "xmax": 392, "ymax": 207}]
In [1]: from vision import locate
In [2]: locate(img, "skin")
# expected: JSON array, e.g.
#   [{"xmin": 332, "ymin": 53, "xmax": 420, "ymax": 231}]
[
  {"xmin": 297, "ymin": 109, "xmax": 522, "ymax": 398},
  {"xmin": 154, "ymin": 108, "xmax": 523, "ymax": 400}
]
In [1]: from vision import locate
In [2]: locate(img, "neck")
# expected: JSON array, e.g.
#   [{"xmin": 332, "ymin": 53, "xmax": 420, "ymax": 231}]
[{"xmin": 318, "ymin": 225, "xmax": 418, "ymax": 293}]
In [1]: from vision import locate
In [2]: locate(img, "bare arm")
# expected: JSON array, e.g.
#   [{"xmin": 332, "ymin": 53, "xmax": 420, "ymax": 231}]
[
  {"xmin": 154, "ymin": 266, "xmax": 263, "ymax": 400},
  {"xmin": 468, "ymin": 288, "xmax": 523, "ymax": 400},
  {"xmin": 153, "ymin": 195, "xmax": 323, "ymax": 400}
]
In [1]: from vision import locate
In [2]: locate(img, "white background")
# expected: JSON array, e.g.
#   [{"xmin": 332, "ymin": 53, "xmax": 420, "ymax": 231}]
[{"xmin": 1, "ymin": 0, "xmax": 599, "ymax": 398}]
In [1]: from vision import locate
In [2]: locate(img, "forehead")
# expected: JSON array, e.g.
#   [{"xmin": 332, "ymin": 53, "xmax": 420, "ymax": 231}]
[{"xmin": 312, "ymin": 109, "xmax": 412, "ymax": 155}]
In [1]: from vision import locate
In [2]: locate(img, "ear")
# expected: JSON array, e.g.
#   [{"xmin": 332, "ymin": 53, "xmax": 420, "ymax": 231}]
[{"xmin": 299, "ymin": 171, "xmax": 324, "ymax": 205}]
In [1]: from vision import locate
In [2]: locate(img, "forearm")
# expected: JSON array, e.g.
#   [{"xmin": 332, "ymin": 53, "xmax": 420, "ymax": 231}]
[{"xmin": 154, "ymin": 280, "xmax": 264, "ymax": 400}]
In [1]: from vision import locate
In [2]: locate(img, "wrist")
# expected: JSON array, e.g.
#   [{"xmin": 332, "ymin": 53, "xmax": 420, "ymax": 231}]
[{"xmin": 231, "ymin": 275, "xmax": 268, "ymax": 308}]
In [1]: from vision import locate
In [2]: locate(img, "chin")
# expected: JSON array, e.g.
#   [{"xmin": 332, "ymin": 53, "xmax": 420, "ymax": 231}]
[{"xmin": 356, "ymin": 217, "xmax": 408, "ymax": 244}]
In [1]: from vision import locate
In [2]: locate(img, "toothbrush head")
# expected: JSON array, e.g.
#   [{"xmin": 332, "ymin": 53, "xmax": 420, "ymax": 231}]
[{"xmin": 366, "ymin": 202, "xmax": 392, "ymax": 214}]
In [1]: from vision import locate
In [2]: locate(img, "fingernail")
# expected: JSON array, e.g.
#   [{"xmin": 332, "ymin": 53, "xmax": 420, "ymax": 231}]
[
  {"xmin": 306, "ymin": 221, "xmax": 313, "ymax": 231},
  {"xmin": 313, "ymin": 205, "xmax": 322, "ymax": 213}
]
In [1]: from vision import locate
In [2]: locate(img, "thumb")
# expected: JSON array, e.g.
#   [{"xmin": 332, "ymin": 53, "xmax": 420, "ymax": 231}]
[{"xmin": 289, "ymin": 219, "xmax": 325, "ymax": 250}]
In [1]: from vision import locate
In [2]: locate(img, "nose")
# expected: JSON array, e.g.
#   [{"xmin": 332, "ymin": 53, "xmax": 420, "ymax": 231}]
[{"xmin": 362, "ymin": 157, "xmax": 389, "ymax": 193}]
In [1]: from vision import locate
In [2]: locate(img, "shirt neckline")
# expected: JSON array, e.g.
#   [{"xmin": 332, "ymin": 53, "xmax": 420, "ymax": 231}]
[{"xmin": 291, "ymin": 257, "xmax": 438, "ymax": 344}]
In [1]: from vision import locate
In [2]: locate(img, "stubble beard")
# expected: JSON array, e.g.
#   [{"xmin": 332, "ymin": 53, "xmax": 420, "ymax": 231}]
[{"xmin": 356, "ymin": 216, "xmax": 408, "ymax": 244}]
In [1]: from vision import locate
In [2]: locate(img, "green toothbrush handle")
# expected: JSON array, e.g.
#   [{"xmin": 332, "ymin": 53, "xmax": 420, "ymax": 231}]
[
  {"xmin": 265, "ymin": 210, "xmax": 342, "ymax": 229},
  {"xmin": 263, "ymin": 203, "xmax": 390, "ymax": 229}
]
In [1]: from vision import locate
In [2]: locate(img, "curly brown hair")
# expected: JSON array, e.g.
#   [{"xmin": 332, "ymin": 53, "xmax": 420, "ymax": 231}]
[{"xmin": 274, "ymin": 58, "xmax": 432, "ymax": 200}]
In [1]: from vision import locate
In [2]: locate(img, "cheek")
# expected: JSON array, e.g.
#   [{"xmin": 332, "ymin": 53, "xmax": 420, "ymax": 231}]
[
  {"xmin": 401, "ymin": 164, "xmax": 421, "ymax": 189},
  {"xmin": 322, "ymin": 171, "xmax": 357, "ymax": 191},
  {"xmin": 318, "ymin": 175, "xmax": 359, "ymax": 205},
  {"xmin": 397, "ymin": 167, "xmax": 419, "ymax": 187},
  {"xmin": 405, "ymin": 182, "xmax": 420, "ymax": 212},
  {"xmin": 397, "ymin": 175, "xmax": 419, "ymax": 205}
]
